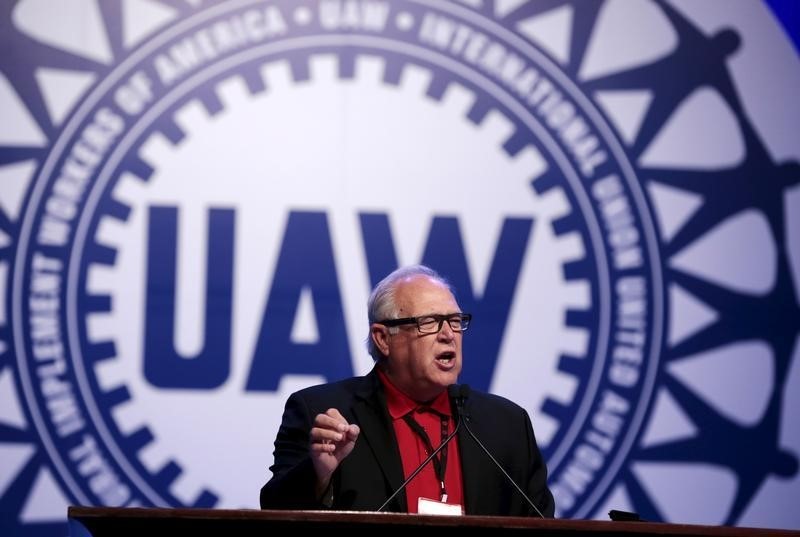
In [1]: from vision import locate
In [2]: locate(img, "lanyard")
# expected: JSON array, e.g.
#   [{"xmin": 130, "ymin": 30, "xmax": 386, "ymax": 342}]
[{"xmin": 402, "ymin": 410, "xmax": 450, "ymax": 501}]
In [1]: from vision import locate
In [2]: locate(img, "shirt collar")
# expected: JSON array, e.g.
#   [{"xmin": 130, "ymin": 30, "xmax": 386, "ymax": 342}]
[{"xmin": 377, "ymin": 368, "xmax": 452, "ymax": 419}]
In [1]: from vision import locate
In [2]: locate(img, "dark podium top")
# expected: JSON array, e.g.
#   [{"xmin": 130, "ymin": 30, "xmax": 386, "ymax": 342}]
[{"xmin": 68, "ymin": 506, "xmax": 800, "ymax": 537}]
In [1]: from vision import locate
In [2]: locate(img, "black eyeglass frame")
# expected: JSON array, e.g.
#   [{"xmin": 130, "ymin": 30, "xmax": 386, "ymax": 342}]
[{"xmin": 377, "ymin": 313, "xmax": 472, "ymax": 334}]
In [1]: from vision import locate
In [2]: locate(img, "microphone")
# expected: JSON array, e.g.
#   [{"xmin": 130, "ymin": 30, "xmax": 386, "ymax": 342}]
[
  {"xmin": 450, "ymin": 383, "xmax": 469, "ymax": 416},
  {"xmin": 455, "ymin": 384, "xmax": 546, "ymax": 518},
  {"xmin": 376, "ymin": 385, "xmax": 464, "ymax": 512}
]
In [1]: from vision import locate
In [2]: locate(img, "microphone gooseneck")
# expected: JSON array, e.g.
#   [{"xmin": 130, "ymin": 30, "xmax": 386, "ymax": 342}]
[
  {"xmin": 456, "ymin": 384, "xmax": 546, "ymax": 518},
  {"xmin": 376, "ymin": 388, "xmax": 463, "ymax": 512}
]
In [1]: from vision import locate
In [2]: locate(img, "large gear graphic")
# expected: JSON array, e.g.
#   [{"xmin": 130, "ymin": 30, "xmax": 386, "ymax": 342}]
[{"xmin": 80, "ymin": 51, "xmax": 592, "ymax": 507}]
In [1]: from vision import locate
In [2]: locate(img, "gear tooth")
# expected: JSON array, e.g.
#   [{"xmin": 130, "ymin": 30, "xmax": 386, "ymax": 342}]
[
  {"xmin": 169, "ymin": 472, "xmax": 196, "ymax": 505},
  {"xmin": 95, "ymin": 215, "xmax": 128, "ymax": 252},
  {"xmin": 137, "ymin": 434, "xmax": 171, "ymax": 475},
  {"xmin": 240, "ymin": 66, "xmax": 268, "ymax": 95},
  {"xmin": 559, "ymin": 326, "xmax": 590, "ymax": 359},
  {"xmin": 97, "ymin": 198, "xmax": 131, "ymax": 223},
  {"xmin": 137, "ymin": 131, "xmax": 175, "ymax": 169},
  {"xmin": 336, "ymin": 51, "xmax": 356, "ymax": 80},
  {"xmin": 439, "ymin": 82, "xmax": 477, "ymax": 118},
  {"xmin": 173, "ymin": 99, "xmax": 212, "ymax": 136},
  {"xmin": 109, "ymin": 396, "xmax": 151, "ymax": 438},
  {"xmin": 86, "ymin": 310, "xmax": 117, "ymax": 343},
  {"xmin": 558, "ymin": 353, "xmax": 587, "ymax": 376},
  {"xmin": 103, "ymin": 385, "xmax": 131, "ymax": 407},
  {"xmin": 551, "ymin": 213, "xmax": 581, "ymax": 236},
  {"xmin": 190, "ymin": 490, "xmax": 218, "ymax": 508},
  {"xmin": 260, "ymin": 59, "xmax": 293, "ymax": 91},
  {"xmin": 88, "ymin": 244, "xmax": 117, "ymax": 267},
  {"xmin": 289, "ymin": 55, "xmax": 310, "ymax": 82},
  {"xmin": 561, "ymin": 280, "xmax": 592, "ymax": 310},
  {"xmin": 503, "ymin": 128, "xmax": 533, "ymax": 157},
  {"xmin": 354, "ymin": 54, "xmax": 385, "ymax": 84},
  {"xmin": 565, "ymin": 308, "xmax": 593, "ymax": 329},
  {"xmin": 398, "ymin": 63, "xmax": 433, "ymax": 96},
  {"xmin": 547, "ymin": 370, "xmax": 580, "ymax": 406},
  {"xmin": 112, "ymin": 171, "xmax": 149, "ymax": 207},
  {"xmin": 87, "ymin": 262, "xmax": 117, "ymax": 296},
  {"xmin": 479, "ymin": 109, "xmax": 516, "ymax": 148},
  {"xmin": 82, "ymin": 294, "xmax": 111, "ymax": 314},
  {"xmin": 534, "ymin": 185, "xmax": 571, "ymax": 220},
  {"xmin": 514, "ymin": 145, "xmax": 548, "ymax": 177},
  {"xmin": 85, "ymin": 341, "xmax": 116, "ymax": 364},
  {"xmin": 170, "ymin": 472, "xmax": 219, "ymax": 507},
  {"xmin": 530, "ymin": 171, "xmax": 561, "ymax": 194},
  {"xmin": 423, "ymin": 71, "xmax": 450, "ymax": 102},
  {"xmin": 309, "ymin": 54, "xmax": 340, "ymax": 83},
  {"xmin": 125, "ymin": 426, "xmax": 155, "ymax": 453},
  {"xmin": 94, "ymin": 357, "xmax": 127, "ymax": 393},
  {"xmin": 562, "ymin": 258, "xmax": 593, "ymax": 281},
  {"xmin": 466, "ymin": 98, "xmax": 491, "ymax": 125},
  {"xmin": 196, "ymin": 86, "xmax": 224, "ymax": 116},
  {"xmin": 215, "ymin": 76, "xmax": 252, "ymax": 112},
  {"xmin": 124, "ymin": 158, "xmax": 155, "ymax": 182},
  {"xmin": 380, "ymin": 56, "xmax": 405, "ymax": 86},
  {"xmin": 552, "ymin": 230, "xmax": 587, "ymax": 264},
  {"xmin": 0, "ymin": 261, "xmax": 9, "ymax": 328},
  {"xmin": 158, "ymin": 119, "xmax": 185, "ymax": 146},
  {"xmin": 543, "ymin": 397, "xmax": 572, "ymax": 424},
  {"xmin": 533, "ymin": 412, "xmax": 559, "ymax": 447},
  {"xmin": 154, "ymin": 460, "xmax": 182, "ymax": 487}
]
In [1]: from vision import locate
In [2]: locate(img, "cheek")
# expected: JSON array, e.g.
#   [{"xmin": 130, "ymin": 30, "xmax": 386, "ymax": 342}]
[{"xmin": 409, "ymin": 342, "xmax": 434, "ymax": 366}]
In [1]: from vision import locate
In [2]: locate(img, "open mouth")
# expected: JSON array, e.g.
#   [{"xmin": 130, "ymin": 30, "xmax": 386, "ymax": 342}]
[{"xmin": 436, "ymin": 351, "xmax": 456, "ymax": 365}]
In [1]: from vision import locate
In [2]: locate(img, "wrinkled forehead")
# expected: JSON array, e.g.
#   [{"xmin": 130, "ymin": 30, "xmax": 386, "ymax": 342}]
[{"xmin": 393, "ymin": 276, "xmax": 460, "ymax": 316}]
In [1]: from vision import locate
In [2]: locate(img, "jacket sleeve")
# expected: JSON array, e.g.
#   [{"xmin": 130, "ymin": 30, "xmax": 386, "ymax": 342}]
[
  {"xmin": 523, "ymin": 408, "xmax": 556, "ymax": 517},
  {"xmin": 260, "ymin": 391, "xmax": 328, "ymax": 510}
]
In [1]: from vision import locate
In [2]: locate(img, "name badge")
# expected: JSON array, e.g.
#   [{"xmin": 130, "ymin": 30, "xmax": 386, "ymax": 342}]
[{"xmin": 417, "ymin": 496, "xmax": 463, "ymax": 516}]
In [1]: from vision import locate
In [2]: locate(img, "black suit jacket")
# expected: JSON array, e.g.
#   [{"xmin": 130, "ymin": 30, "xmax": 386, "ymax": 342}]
[{"xmin": 260, "ymin": 369, "xmax": 555, "ymax": 517}]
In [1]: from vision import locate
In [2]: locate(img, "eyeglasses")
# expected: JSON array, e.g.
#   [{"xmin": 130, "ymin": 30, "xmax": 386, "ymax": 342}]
[{"xmin": 377, "ymin": 313, "xmax": 472, "ymax": 334}]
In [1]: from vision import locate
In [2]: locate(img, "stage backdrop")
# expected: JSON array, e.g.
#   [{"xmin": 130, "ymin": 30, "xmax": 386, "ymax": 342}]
[{"xmin": 1, "ymin": 0, "xmax": 799, "ymax": 535}]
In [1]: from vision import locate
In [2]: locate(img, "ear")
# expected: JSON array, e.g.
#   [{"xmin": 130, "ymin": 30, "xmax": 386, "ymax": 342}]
[{"xmin": 371, "ymin": 323, "xmax": 391, "ymax": 357}]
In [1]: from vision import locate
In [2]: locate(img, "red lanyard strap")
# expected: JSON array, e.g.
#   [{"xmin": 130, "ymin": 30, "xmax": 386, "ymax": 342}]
[{"xmin": 403, "ymin": 411, "xmax": 449, "ymax": 499}]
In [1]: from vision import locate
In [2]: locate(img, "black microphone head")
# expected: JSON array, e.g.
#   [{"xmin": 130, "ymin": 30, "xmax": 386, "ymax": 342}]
[
  {"xmin": 448, "ymin": 384, "xmax": 461, "ymax": 399},
  {"xmin": 458, "ymin": 384, "xmax": 471, "ymax": 401}
]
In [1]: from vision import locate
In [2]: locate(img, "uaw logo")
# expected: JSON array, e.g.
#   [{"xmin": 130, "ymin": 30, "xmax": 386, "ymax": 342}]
[{"xmin": 1, "ymin": 0, "xmax": 798, "ymax": 534}]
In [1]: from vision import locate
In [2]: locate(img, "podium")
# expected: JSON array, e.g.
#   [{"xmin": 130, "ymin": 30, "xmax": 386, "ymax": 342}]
[{"xmin": 68, "ymin": 506, "xmax": 800, "ymax": 537}]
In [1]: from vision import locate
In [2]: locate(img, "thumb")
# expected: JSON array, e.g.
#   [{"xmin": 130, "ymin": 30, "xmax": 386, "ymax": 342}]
[{"xmin": 346, "ymin": 424, "xmax": 360, "ymax": 441}]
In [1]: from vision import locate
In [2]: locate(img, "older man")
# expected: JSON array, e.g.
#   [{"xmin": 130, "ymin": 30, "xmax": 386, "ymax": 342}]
[{"xmin": 260, "ymin": 265, "xmax": 554, "ymax": 516}]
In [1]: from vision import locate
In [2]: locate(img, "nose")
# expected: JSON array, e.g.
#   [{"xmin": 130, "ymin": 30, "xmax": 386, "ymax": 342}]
[{"xmin": 438, "ymin": 320, "xmax": 456, "ymax": 341}]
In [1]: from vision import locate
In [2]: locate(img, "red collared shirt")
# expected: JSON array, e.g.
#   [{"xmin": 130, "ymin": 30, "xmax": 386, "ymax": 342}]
[{"xmin": 377, "ymin": 369, "xmax": 464, "ymax": 513}]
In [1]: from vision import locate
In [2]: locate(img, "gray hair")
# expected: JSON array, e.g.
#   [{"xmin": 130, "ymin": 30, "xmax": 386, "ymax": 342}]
[{"xmin": 366, "ymin": 265, "xmax": 451, "ymax": 360}]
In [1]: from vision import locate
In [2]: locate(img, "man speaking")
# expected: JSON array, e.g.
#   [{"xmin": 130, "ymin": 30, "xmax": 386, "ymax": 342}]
[{"xmin": 260, "ymin": 265, "xmax": 554, "ymax": 516}]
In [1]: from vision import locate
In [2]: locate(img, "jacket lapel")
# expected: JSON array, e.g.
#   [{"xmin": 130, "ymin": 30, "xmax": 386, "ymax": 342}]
[
  {"xmin": 457, "ymin": 397, "xmax": 487, "ymax": 514},
  {"xmin": 352, "ymin": 371, "xmax": 407, "ymax": 511}
]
